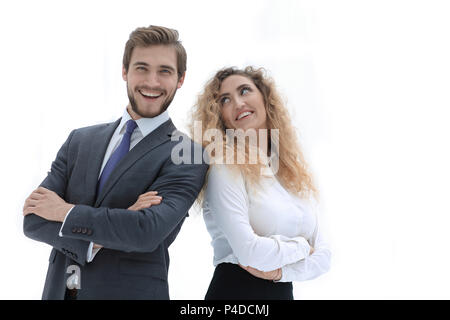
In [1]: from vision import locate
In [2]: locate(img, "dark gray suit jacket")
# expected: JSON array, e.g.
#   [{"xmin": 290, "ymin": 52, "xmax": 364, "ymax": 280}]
[{"xmin": 23, "ymin": 118, "xmax": 209, "ymax": 299}]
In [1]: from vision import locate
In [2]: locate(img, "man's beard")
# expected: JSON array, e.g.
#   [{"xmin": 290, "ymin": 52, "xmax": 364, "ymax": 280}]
[{"xmin": 127, "ymin": 84, "xmax": 177, "ymax": 118}]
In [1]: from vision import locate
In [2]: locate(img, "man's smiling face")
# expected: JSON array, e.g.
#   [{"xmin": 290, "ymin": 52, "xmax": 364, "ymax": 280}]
[{"xmin": 123, "ymin": 45, "xmax": 185, "ymax": 119}]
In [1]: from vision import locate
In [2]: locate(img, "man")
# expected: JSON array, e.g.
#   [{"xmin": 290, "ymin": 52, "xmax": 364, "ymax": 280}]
[{"xmin": 22, "ymin": 25, "xmax": 209, "ymax": 300}]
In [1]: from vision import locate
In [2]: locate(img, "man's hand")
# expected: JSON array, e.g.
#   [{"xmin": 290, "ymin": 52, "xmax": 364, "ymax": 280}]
[
  {"xmin": 23, "ymin": 187, "xmax": 74, "ymax": 222},
  {"xmin": 128, "ymin": 191, "xmax": 162, "ymax": 211},
  {"xmin": 239, "ymin": 264, "xmax": 282, "ymax": 281},
  {"xmin": 91, "ymin": 191, "xmax": 162, "ymax": 250}
]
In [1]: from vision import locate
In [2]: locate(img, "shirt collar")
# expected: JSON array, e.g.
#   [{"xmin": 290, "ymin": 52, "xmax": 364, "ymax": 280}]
[{"xmin": 118, "ymin": 108, "xmax": 170, "ymax": 138}]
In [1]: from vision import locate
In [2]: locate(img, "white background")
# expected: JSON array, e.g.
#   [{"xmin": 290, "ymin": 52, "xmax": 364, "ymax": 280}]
[{"xmin": 1, "ymin": 0, "xmax": 450, "ymax": 299}]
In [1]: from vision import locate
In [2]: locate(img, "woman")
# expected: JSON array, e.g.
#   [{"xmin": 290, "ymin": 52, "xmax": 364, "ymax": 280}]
[{"xmin": 190, "ymin": 66, "xmax": 331, "ymax": 300}]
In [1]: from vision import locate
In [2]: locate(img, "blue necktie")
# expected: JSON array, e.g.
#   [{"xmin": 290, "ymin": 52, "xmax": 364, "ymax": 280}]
[{"xmin": 97, "ymin": 119, "xmax": 137, "ymax": 195}]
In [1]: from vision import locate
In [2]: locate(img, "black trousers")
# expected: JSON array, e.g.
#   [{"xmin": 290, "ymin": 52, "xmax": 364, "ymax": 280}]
[{"xmin": 205, "ymin": 263, "xmax": 293, "ymax": 300}]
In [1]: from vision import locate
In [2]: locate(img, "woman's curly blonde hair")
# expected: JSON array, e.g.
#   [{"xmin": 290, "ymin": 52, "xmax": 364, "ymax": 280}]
[{"xmin": 189, "ymin": 66, "xmax": 318, "ymax": 201}]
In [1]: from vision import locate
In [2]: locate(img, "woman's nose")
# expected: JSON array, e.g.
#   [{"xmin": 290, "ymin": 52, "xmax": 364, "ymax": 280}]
[{"xmin": 234, "ymin": 96, "xmax": 246, "ymax": 109}]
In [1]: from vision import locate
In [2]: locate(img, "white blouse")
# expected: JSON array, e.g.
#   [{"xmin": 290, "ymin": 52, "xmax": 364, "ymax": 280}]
[{"xmin": 203, "ymin": 164, "xmax": 331, "ymax": 282}]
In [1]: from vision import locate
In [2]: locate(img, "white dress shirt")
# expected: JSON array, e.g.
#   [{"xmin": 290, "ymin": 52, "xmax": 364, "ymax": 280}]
[
  {"xmin": 203, "ymin": 164, "xmax": 331, "ymax": 282},
  {"xmin": 59, "ymin": 108, "xmax": 170, "ymax": 263}
]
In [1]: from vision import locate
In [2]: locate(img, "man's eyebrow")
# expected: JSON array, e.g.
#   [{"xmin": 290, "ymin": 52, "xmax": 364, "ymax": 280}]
[
  {"xmin": 160, "ymin": 65, "xmax": 176, "ymax": 72},
  {"xmin": 132, "ymin": 62, "xmax": 176, "ymax": 72},
  {"xmin": 133, "ymin": 61, "xmax": 149, "ymax": 67}
]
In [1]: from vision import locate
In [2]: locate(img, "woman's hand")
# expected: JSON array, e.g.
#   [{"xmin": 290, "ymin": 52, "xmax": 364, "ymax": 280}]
[
  {"xmin": 239, "ymin": 264, "xmax": 282, "ymax": 281},
  {"xmin": 128, "ymin": 191, "xmax": 162, "ymax": 211},
  {"xmin": 238, "ymin": 246, "xmax": 314, "ymax": 280}
]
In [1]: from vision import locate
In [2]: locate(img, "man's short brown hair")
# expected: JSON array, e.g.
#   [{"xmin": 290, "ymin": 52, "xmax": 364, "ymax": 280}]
[{"xmin": 123, "ymin": 25, "xmax": 187, "ymax": 79}]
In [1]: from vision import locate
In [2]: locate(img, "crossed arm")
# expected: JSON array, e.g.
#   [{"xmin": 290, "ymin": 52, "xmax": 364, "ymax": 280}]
[
  {"xmin": 23, "ymin": 186, "xmax": 288, "ymax": 280},
  {"xmin": 23, "ymin": 188, "xmax": 163, "ymax": 250},
  {"xmin": 204, "ymin": 165, "xmax": 330, "ymax": 282},
  {"xmin": 22, "ymin": 130, "xmax": 208, "ymax": 265},
  {"xmin": 23, "ymin": 163, "xmax": 207, "ymax": 262}
]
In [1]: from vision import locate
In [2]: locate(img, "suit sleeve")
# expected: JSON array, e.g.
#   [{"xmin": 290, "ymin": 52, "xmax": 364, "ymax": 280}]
[
  {"xmin": 23, "ymin": 130, "xmax": 91, "ymax": 266},
  {"xmin": 59, "ymin": 146, "xmax": 209, "ymax": 253}
]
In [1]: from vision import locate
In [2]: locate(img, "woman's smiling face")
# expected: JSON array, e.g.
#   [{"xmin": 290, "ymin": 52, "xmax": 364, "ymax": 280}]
[{"xmin": 218, "ymin": 75, "xmax": 268, "ymax": 131}]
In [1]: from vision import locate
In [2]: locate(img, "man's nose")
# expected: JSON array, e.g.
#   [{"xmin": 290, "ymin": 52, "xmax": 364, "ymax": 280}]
[{"xmin": 145, "ymin": 71, "xmax": 161, "ymax": 87}]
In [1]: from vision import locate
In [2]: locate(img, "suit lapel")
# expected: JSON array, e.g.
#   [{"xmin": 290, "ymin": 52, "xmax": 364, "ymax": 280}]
[
  {"xmin": 84, "ymin": 118, "xmax": 121, "ymax": 205},
  {"xmin": 94, "ymin": 119, "xmax": 177, "ymax": 207}
]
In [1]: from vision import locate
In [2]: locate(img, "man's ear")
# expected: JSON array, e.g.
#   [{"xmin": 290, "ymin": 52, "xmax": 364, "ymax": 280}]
[
  {"xmin": 122, "ymin": 66, "xmax": 128, "ymax": 81},
  {"xmin": 177, "ymin": 72, "xmax": 186, "ymax": 89}
]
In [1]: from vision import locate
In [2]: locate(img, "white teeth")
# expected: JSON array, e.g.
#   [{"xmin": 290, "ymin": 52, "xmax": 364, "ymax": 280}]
[
  {"xmin": 236, "ymin": 111, "xmax": 253, "ymax": 120},
  {"xmin": 140, "ymin": 91, "xmax": 162, "ymax": 98}
]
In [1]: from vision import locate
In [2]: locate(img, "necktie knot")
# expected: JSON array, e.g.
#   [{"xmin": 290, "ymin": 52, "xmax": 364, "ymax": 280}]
[{"xmin": 125, "ymin": 120, "xmax": 137, "ymax": 134}]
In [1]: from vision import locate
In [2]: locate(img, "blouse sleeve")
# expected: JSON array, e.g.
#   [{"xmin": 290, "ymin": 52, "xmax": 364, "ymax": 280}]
[
  {"xmin": 204, "ymin": 164, "xmax": 312, "ymax": 272},
  {"xmin": 276, "ymin": 204, "xmax": 331, "ymax": 282}
]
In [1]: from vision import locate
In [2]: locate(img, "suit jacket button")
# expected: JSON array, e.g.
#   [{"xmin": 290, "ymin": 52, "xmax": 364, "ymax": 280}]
[
  {"xmin": 87, "ymin": 229, "xmax": 93, "ymax": 236},
  {"xmin": 77, "ymin": 227, "xmax": 82, "ymax": 233},
  {"xmin": 72, "ymin": 227, "xmax": 77, "ymax": 233},
  {"xmin": 81, "ymin": 228, "xmax": 87, "ymax": 234}
]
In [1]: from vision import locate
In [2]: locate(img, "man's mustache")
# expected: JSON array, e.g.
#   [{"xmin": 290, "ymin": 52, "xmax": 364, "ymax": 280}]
[{"xmin": 136, "ymin": 86, "xmax": 166, "ymax": 95}]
